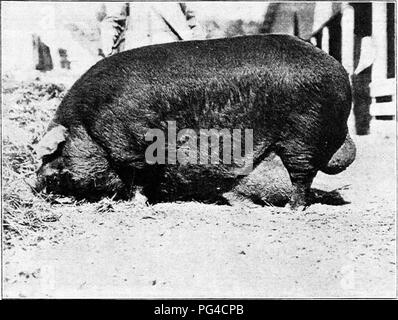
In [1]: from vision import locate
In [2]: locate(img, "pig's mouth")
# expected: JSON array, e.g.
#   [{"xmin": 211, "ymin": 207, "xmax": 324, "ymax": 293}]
[
  {"xmin": 35, "ymin": 168, "xmax": 75, "ymax": 197},
  {"xmin": 35, "ymin": 168, "xmax": 123, "ymax": 202}
]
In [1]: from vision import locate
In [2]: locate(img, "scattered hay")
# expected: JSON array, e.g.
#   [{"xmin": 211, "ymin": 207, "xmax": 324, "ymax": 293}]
[
  {"xmin": 96, "ymin": 197, "xmax": 116, "ymax": 214},
  {"xmin": 2, "ymin": 77, "xmax": 67, "ymax": 248}
]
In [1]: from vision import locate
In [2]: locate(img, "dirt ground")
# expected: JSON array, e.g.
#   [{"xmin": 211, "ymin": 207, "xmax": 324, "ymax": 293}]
[{"xmin": 2, "ymin": 76, "xmax": 396, "ymax": 298}]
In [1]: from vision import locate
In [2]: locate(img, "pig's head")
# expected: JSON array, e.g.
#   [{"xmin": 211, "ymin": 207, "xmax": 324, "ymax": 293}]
[{"xmin": 35, "ymin": 123, "xmax": 126, "ymax": 200}]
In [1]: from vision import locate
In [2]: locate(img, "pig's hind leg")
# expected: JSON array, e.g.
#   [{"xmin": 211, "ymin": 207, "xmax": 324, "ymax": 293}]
[{"xmin": 275, "ymin": 139, "xmax": 319, "ymax": 209}]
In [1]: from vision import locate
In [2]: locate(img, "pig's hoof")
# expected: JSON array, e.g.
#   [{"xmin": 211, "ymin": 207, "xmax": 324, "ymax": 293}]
[
  {"xmin": 287, "ymin": 188, "xmax": 309, "ymax": 210},
  {"xmin": 236, "ymin": 201, "xmax": 261, "ymax": 209},
  {"xmin": 222, "ymin": 192, "xmax": 261, "ymax": 209},
  {"xmin": 284, "ymin": 202, "xmax": 307, "ymax": 211}
]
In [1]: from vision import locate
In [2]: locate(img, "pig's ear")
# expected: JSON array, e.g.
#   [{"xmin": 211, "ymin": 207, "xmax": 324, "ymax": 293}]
[{"xmin": 35, "ymin": 125, "xmax": 68, "ymax": 159}]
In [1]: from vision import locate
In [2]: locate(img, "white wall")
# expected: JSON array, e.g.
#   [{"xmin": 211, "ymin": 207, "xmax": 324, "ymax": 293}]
[{"xmin": 1, "ymin": 1, "xmax": 100, "ymax": 77}]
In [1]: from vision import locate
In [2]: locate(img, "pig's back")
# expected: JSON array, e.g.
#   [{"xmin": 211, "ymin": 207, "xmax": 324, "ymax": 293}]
[{"xmin": 56, "ymin": 34, "xmax": 350, "ymax": 140}]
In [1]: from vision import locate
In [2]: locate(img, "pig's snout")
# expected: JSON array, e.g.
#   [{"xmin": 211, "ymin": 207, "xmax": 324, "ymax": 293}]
[{"xmin": 35, "ymin": 163, "xmax": 61, "ymax": 193}]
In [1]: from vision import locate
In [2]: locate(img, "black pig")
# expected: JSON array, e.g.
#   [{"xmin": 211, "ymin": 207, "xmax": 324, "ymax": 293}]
[{"xmin": 35, "ymin": 34, "xmax": 355, "ymax": 208}]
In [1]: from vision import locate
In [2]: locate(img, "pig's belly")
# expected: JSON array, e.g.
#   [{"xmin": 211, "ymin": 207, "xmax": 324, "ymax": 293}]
[{"xmin": 157, "ymin": 163, "xmax": 243, "ymax": 202}]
